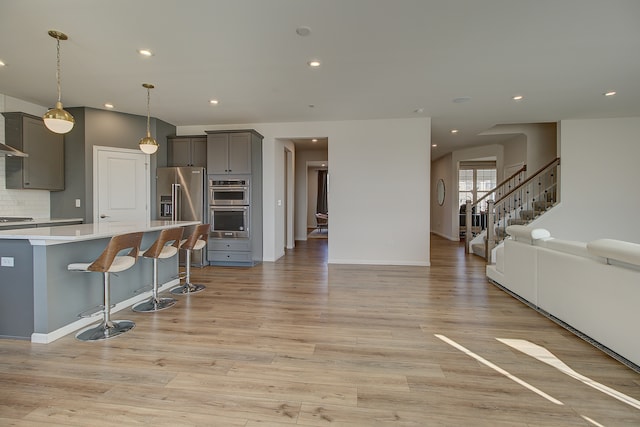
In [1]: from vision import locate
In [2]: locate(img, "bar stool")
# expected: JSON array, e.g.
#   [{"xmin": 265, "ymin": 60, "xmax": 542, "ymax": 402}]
[
  {"xmin": 171, "ymin": 223, "xmax": 209, "ymax": 295},
  {"xmin": 132, "ymin": 227, "xmax": 184, "ymax": 313},
  {"xmin": 69, "ymin": 232, "xmax": 144, "ymax": 341}
]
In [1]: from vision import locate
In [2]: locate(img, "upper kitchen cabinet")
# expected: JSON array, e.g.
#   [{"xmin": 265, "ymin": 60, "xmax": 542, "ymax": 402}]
[
  {"xmin": 206, "ymin": 131, "xmax": 260, "ymax": 175},
  {"xmin": 2, "ymin": 112, "xmax": 64, "ymax": 190},
  {"xmin": 167, "ymin": 136, "xmax": 207, "ymax": 167}
]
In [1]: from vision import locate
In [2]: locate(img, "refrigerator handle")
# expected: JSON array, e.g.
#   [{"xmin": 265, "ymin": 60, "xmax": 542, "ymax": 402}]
[{"xmin": 172, "ymin": 183, "xmax": 181, "ymax": 221}]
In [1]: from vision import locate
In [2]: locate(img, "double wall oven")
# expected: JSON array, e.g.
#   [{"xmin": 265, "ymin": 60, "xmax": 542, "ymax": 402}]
[{"xmin": 209, "ymin": 176, "xmax": 250, "ymax": 238}]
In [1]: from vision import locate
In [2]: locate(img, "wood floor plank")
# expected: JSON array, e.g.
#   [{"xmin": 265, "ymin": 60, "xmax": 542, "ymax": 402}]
[
  {"xmin": 227, "ymin": 362, "xmax": 411, "ymax": 391},
  {"xmin": 100, "ymin": 384, "xmax": 302, "ymax": 425},
  {"xmin": 166, "ymin": 371, "xmax": 358, "ymax": 406},
  {"xmin": 0, "ymin": 237, "xmax": 638, "ymax": 425}
]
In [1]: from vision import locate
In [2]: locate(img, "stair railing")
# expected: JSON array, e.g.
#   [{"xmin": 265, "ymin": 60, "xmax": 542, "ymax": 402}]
[
  {"xmin": 488, "ymin": 157, "xmax": 560, "ymax": 255},
  {"xmin": 464, "ymin": 165, "xmax": 527, "ymax": 252},
  {"xmin": 465, "ymin": 158, "xmax": 560, "ymax": 259}
]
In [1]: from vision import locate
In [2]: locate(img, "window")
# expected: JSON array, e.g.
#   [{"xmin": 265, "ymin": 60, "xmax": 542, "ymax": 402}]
[{"xmin": 458, "ymin": 163, "xmax": 497, "ymax": 211}]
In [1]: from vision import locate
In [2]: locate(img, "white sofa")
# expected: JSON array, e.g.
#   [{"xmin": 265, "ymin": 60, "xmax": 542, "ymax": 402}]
[{"xmin": 486, "ymin": 225, "xmax": 640, "ymax": 369}]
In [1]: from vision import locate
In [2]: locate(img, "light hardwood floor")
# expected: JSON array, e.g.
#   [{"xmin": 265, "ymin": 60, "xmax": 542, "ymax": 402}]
[{"xmin": 1, "ymin": 236, "xmax": 639, "ymax": 426}]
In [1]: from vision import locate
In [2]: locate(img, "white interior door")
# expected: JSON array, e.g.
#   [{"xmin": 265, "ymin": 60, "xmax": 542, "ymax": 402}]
[{"xmin": 94, "ymin": 146, "xmax": 149, "ymax": 223}]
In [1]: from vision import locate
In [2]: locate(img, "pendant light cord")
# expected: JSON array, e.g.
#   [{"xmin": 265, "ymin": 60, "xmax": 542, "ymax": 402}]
[
  {"xmin": 146, "ymin": 87, "xmax": 151, "ymax": 137},
  {"xmin": 55, "ymin": 36, "xmax": 62, "ymax": 103}
]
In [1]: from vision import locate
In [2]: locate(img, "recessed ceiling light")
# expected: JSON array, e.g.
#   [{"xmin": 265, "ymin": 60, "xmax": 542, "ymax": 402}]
[
  {"xmin": 512, "ymin": 95, "xmax": 524, "ymax": 101},
  {"xmin": 104, "ymin": 103, "xmax": 114, "ymax": 109},
  {"xmin": 138, "ymin": 49, "xmax": 153, "ymax": 57},
  {"xmin": 451, "ymin": 129, "xmax": 459, "ymax": 134},
  {"xmin": 308, "ymin": 60, "xmax": 321, "ymax": 68},
  {"xmin": 0, "ymin": 60, "xmax": 5, "ymax": 67},
  {"xmin": 604, "ymin": 91, "xmax": 617, "ymax": 97},
  {"xmin": 209, "ymin": 99, "xmax": 219, "ymax": 105},
  {"xmin": 414, "ymin": 108, "xmax": 424, "ymax": 114},
  {"xmin": 296, "ymin": 26, "xmax": 311, "ymax": 37},
  {"xmin": 432, "ymin": 144, "xmax": 438, "ymax": 148}
]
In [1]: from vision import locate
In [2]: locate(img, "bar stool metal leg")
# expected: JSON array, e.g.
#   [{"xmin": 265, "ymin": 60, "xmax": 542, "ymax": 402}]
[
  {"xmin": 132, "ymin": 258, "xmax": 177, "ymax": 312},
  {"xmin": 76, "ymin": 272, "xmax": 135, "ymax": 341},
  {"xmin": 131, "ymin": 227, "xmax": 183, "ymax": 313},
  {"xmin": 171, "ymin": 249, "xmax": 205, "ymax": 295}
]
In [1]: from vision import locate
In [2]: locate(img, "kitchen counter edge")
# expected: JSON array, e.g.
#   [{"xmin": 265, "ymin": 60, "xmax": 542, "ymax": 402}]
[{"xmin": 0, "ymin": 220, "xmax": 201, "ymax": 245}]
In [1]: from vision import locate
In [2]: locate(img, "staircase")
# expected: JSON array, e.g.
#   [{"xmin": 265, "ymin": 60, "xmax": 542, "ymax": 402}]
[{"xmin": 464, "ymin": 158, "xmax": 560, "ymax": 260}]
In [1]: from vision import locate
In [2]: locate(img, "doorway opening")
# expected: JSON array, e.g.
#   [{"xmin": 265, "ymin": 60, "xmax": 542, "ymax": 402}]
[{"xmin": 307, "ymin": 162, "xmax": 328, "ymax": 239}]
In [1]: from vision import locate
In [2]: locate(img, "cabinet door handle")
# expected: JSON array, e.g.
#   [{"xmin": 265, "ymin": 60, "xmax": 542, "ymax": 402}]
[{"xmin": 100, "ymin": 214, "xmax": 110, "ymax": 218}]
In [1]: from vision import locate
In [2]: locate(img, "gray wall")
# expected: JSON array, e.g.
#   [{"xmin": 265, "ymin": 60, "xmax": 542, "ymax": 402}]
[
  {"xmin": 51, "ymin": 107, "xmax": 174, "ymax": 222},
  {"xmin": 50, "ymin": 108, "xmax": 86, "ymax": 221}
]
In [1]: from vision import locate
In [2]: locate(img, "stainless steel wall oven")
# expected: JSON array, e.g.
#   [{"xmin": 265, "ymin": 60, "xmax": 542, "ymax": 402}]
[
  {"xmin": 209, "ymin": 175, "xmax": 251, "ymax": 238},
  {"xmin": 209, "ymin": 205, "xmax": 249, "ymax": 238},
  {"xmin": 208, "ymin": 177, "xmax": 250, "ymax": 206}
]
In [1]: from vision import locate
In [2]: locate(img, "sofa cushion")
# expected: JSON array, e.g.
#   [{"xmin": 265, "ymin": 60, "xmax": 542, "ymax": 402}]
[{"xmin": 587, "ymin": 239, "xmax": 640, "ymax": 267}]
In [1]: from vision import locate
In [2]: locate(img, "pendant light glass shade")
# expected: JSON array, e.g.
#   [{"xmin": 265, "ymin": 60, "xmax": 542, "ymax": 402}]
[
  {"xmin": 43, "ymin": 30, "xmax": 74, "ymax": 134},
  {"xmin": 139, "ymin": 83, "xmax": 158, "ymax": 154},
  {"xmin": 44, "ymin": 101, "xmax": 75, "ymax": 134},
  {"xmin": 139, "ymin": 134, "xmax": 159, "ymax": 154}
]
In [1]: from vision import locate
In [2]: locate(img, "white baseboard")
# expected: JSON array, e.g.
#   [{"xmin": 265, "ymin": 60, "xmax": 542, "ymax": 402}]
[
  {"xmin": 431, "ymin": 230, "xmax": 459, "ymax": 241},
  {"xmin": 31, "ymin": 279, "xmax": 180, "ymax": 344}
]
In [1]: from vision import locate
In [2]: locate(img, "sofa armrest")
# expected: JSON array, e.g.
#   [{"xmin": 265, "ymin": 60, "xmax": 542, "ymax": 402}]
[
  {"xmin": 506, "ymin": 225, "xmax": 551, "ymax": 244},
  {"xmin": 587, "ymin": 239, "xmax": 640, "ymax": 267}
]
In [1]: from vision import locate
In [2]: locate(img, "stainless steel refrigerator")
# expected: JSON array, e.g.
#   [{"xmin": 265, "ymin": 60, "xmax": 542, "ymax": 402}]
[{"xmin": 156, "ymin": 166, "xmax": 207, "ymax": 266}]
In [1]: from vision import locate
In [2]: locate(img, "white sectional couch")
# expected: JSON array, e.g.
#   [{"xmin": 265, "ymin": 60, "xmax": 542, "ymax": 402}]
[{"xmin": 486, "ymin": 225, "xmax": 640, "ymax": 369}]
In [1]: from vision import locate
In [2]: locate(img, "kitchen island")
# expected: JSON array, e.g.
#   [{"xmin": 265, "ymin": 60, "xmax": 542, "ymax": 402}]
[{"xmin": 0, "ymin": 220, "xmax": 200, "ymax": 343}]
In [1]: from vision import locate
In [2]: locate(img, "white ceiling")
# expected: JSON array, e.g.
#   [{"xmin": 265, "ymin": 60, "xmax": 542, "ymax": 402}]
[{"xmin": 1, "ymin": 0, "xmax": 639, "ymax": 158}]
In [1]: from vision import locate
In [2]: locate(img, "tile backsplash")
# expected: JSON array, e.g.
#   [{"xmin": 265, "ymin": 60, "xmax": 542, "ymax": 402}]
[{"xmin": 0, "ymin": 94, "xmax": 51, "ymax": 219}]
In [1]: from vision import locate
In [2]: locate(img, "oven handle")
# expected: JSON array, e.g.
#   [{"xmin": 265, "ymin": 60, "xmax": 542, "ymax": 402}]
[
  {"xmin": 209, "ymin": 186, "xmax": 248, "ymax": 191},
  {"xmin": 210, "ymin": 205, "xmax": 248, "ymax": 211}
]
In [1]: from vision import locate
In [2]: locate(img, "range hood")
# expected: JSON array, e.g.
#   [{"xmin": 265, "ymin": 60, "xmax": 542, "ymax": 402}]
[{"xmin": 0, "ymin": 142, "xmax": 28, "ymax": 157}]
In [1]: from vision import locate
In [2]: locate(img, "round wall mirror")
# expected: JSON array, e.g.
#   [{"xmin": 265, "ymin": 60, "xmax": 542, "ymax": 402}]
[{"xmin": 437, "ymin": 179, "xmax": 445, "ymax": 206}]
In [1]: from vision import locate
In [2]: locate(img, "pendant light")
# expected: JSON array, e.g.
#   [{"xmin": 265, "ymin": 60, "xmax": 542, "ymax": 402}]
[
  {"xmin": 139, "ymin": 83, "xmax": 159, "ymax": 154},
  {"xmin": 43, "ymin": 30, "xmax": 75, "ymax": 134}
]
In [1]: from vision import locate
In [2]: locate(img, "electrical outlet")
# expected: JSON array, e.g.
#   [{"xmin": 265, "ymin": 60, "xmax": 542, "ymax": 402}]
[
  {"xmin": 1, "ymin": 257, "xmax": 14, "ymax": 267},
  {"xmin": 75, "ymin": 199, "xmax": 81, "ymax": 208}
]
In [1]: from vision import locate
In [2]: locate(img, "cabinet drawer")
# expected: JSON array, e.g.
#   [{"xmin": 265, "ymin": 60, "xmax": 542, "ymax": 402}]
[
  {"xmin": 208, "ymin": 251, "xmax": 252, "ymax": 262},
  {"xmin": 210, "ymin": 240, "xmax": 251, "ymax": 251}
]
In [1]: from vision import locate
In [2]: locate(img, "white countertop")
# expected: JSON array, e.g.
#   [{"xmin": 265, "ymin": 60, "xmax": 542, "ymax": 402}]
[{"xmin": 0, "ymin": 220, "xmax": 201, "ymax": 245}]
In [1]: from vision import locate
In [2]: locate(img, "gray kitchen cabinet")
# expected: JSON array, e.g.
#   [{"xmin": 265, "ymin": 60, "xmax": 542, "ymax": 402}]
[
  {"xmin": 2, "ymin": 112, "xmax": 64, "ymax": 190},
  {"xmin": 207, "ymin": 239, "xmax": 253, "ymax": 264},
  {"xmin": 167, "ymin": 136, "xmax": 207, "ymax": 167},
  {"xmin": 206, "ymin": 132, "xmax": 252, "ymax": 174},
  {"xmin": 206, "ymin": 129, "xmax": 263, "ymax": 266}
]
